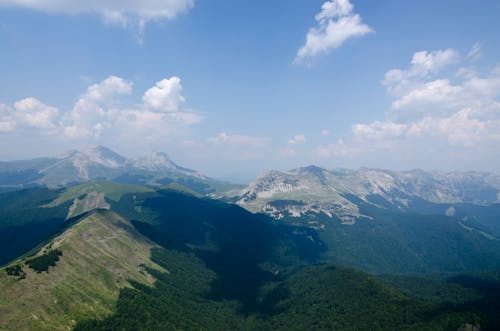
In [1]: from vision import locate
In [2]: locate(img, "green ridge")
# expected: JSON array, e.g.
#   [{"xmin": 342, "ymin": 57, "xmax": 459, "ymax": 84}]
[
  {"xmin": 0, "ymin": 210, "xmax": 164, "ymax": 331},
  {"xmin": 46, "ymin": 181, "xmax": 154, "ymax": 207}
]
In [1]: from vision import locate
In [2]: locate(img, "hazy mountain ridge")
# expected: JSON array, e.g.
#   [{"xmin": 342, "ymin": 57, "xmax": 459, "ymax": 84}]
[
  {"xmin": 236, "ymin": 165, "xmax": 500, "ymax": 221},
  {"xmin": 0, "ymin": 146, "xmax": 213, "ymax": 191}
]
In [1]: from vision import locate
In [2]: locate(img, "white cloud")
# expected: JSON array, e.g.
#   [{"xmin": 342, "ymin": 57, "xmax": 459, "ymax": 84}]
[
  {"xmin": 409, "ymin": 49, "xmax": 458, "ymax": 77},
  {"xmin": 85, "ymin": 76, "xmax": 133, "ymax": 102},
  {"xmin": 62, "ymin": 76, "xmax": 133, "ymax": 138},
  {"xmin": 0, "ymin": 75, "xmax": 200, "ymax": 145},
  {"xmin": 391, "ymin": 79, "xmax": 463, "ymax": 115},
  {"xmin": 316, "ymin": 139, "xmax": 356, "ymax": 157},
  {"xmin": 352, "ymin": 121, "xmax": 406, "ymax": 140},
  {"xmin": 63, "ymin": 125, "xmax": 88, "ymax": 139},
  {"xmin": 382, "ymin": 49, "xmax": 458, "ymax": 93},
  {"xmin": 0, "ymin": 98, "xmax": 60, "ymax": 133},
  {"xmin": 317, "ymin": 45, "xmax": 500, "ymax": 167},
  {"xmin": 0, "ymin": 0, "xmax": 194, "ymax": 36},
  {"xmin": 407, "ymin": 108, "xmax": 498, "ymax": 148},
  {"xmin": 282, "ymin": 134, "xmax": 307, "ymax": 157},
  {"xmin": 13, "ymin": 97, "xmax": 60, "ymax": 130},
  {"xmin": 288, "ymin": 134, "xmax": 306, "ymax": 145},
  {"xmin": 0, "ymin": 103, "xmax": 14, "ymax": 133},
  {"xmin": 143, "ymin": 77, "xmax": 185, "ymax": 112},
  {"xmin": 321, "ymin": 129, "xmax": 331, "ymax": 136},
  {"xmin": 382, "ymin": 47, "xmax": 500, "ymax": 120},
  {"xmin": 295, "ymin": 0, "xmax": 373, "ymax": 63}
]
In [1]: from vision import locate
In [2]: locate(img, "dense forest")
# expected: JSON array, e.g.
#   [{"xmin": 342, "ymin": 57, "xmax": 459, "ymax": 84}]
[
  {"xmin": 75, "ymin": 190, "xmax": 499, "ymax": 330},
  {"xmin": 0, "ymin": 188, "xmax": 70, "ymax": 265}
]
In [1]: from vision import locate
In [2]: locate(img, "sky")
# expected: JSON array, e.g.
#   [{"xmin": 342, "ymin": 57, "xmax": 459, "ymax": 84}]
[{"xmin": 0, "ymin": 0, "xmax": 499, "ymax": 182}]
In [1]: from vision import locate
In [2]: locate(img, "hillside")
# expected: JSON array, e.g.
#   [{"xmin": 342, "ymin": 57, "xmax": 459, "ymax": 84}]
[{"xmin": 0, "ymin": 210, "xmax": 164, "ymax": 331}]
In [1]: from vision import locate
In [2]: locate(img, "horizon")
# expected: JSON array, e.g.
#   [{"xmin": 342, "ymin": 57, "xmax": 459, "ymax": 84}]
[
  {"xmin": 1, "ymin": 144, "xmax": 499, "ymax": 184},
  {"xmin": 1, "ymin": 0, "xmax": 499, "ymax": 181}
]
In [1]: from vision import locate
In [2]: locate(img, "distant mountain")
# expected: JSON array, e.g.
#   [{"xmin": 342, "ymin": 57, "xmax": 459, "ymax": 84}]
[
  {"xmin": 235, "ymin": 166, "xmax": 500, "ymax": 222},
  {"xmin": 128, "ymin": 151, "xmax": 201, "ymax": 177},
  {"xmin": 231, "ymin": 166, "xmax": 500, "ymax": 275},
  {"xmin": 0, "ymin": 146, "xmax": 230, "ymax": 194}
]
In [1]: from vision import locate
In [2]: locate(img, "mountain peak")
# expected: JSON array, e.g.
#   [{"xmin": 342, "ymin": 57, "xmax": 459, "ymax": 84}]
[
  {"xmin": 290, "ymin": 165, "xmax": 327, "ymax": 176},
  {"xmin": 129, "ymin": 150, "xmax": 178, "ymax": 172},
  {"xmin": 58, "ymin": 145, "xmax": 126, "ymax": 168}
]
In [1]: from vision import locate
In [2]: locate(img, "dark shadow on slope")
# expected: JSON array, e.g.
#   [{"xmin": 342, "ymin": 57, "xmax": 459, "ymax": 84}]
[
  {"xmin": 445, "ymin": 274, "xmax": 500, "ymax": 329},
  {"xmin": 0, "ymin": 188, "xmax": 73, "ymax": 265},
  {"xmin": 128, "ymin": 190, "xmax": 325, "ymax": 314}
]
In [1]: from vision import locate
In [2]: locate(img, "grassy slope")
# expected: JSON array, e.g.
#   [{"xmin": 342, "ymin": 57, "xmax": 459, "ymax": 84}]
[
  {"xmin": 46, "ymin": 181, "xmax": 154, "ymax": 207},
  {"xmin": 0, "ymin": 210, "xmax": 165, "ymax": 331}
]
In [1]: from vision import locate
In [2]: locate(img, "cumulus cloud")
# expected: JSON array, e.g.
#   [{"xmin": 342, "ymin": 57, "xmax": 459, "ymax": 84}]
[
  {"xmin": 0, "ymin": 0, "xmax": 194, "ymax": 41},
  {"xmin": 62, "ymin": 76, "xmax": 134, "ymax": 138},
  {"xmin": 84, "ymin": 76, "xmax": 133, "ymax": 102},
  {"xmin": 317, "ymin": 45, "xmax": 500, "ymax": 166},
  {"xmin": 295, "ymin": 0, "xmax": 373, "ymax": 63},
  {"xmin": 0, "ymin": 75, "xmax": 200, "ymax": 144},
  {"xmin": 0, "ymin": 98, "xmax": 60, "ymax": 133},
  {"xmin": 13, "ymin": 97, "xmax": 60, "ymax": 130},
  {"xmin": 384, "ymin": 49, "xmax": 500, "ymax": 120},
  {"xmin": 143, "ymin": 76, "xmax": 185, "ymax": 112},
  {"xmin": 382, "ymin": 49, "xmax": 459, "ymax": 98}
]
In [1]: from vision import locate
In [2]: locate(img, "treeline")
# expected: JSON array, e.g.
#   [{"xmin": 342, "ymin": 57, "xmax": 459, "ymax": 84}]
[
  {"xmin": 5, "ymin": 264, "xmax": 26, "ymax": 279},
  {"xmin": 26, "ymin": 249, "xmax": 62, "ymax": 273}
]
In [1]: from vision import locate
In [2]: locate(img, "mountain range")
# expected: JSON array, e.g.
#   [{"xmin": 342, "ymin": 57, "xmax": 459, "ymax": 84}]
[
  {"xmin": 234, "ymin": 165, "xmax": 500, "ymax": 223},
  {"xmin": 0, "ymin": 146, "xmax": 234, "ymax": 194},
  {"xmin": 1, "ymin": 147, "xmax": 500, "ymax": 330}
]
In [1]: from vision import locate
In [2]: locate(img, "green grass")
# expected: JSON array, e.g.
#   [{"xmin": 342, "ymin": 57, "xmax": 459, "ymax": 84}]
[
  {"xmin": 46, "ymin": 181, "xmax": 153, "ymax": 207},
  {"xmin": 158, "ymin": 182, "xmax": 203, "ymax": 197},
  {"xmin": 0, "ymin": 210, "xmax": 164, "ymax": 331}
]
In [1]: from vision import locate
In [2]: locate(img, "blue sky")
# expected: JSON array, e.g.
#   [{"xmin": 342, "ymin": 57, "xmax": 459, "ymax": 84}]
[{"xmin": 0, "ymin": 0, "xmax": 499, "ymax": 182}]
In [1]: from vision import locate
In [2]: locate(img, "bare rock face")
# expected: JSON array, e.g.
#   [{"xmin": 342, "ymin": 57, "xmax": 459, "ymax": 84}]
[{"xmin": 234, "ymin": 166, "xmax": 500, "ymax": 222}]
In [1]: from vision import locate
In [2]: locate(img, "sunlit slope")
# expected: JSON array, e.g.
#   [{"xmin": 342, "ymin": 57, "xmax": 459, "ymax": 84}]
[
  {"xmin": 0, "ymin": 210, "xmax": 164, "ymax": 331},
  {"xmin": 46, "ymin": 181, "xmax": 154, "ymax": 206}
]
